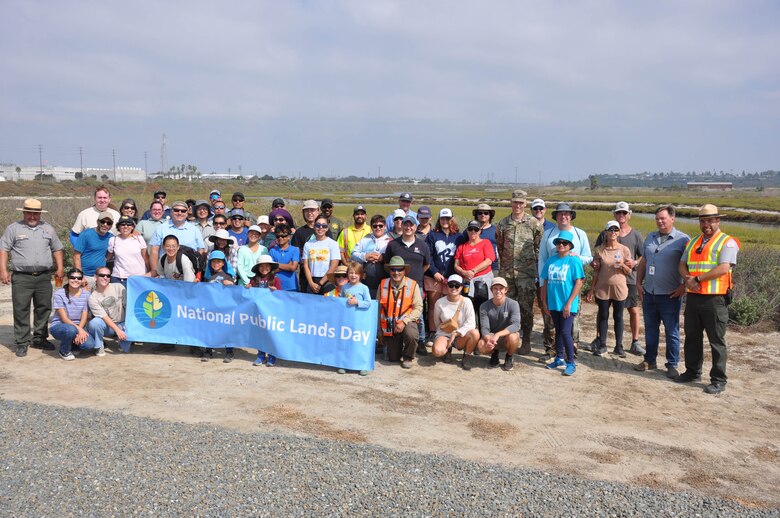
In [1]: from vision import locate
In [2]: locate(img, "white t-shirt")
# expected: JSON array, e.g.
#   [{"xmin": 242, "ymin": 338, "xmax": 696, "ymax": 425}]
[
  {"xmin": 303, "ymin": 237, "xmax": 340, "ymax": 278},
  {"xmin": 108, "ymin": 234, "xmax": 148, "ymax": 278},
  {"xmin": 72, "ymin": 206, "xmax": 121, "ymax": 234},
  {"xmin": 161, "ymin": 253, "xmax": 196, "ymax": 282}
]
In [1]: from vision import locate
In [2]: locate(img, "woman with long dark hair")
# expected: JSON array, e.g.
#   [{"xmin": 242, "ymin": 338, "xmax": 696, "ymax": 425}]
[{"xmin": 50, "ymin": 268, "xmax": 96, "ymax": 360}]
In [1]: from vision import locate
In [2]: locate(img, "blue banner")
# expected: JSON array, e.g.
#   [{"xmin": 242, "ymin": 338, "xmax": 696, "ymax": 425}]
[{"xmin": 126, "ymin": 277, "xmax": 377, "ymax": 371}]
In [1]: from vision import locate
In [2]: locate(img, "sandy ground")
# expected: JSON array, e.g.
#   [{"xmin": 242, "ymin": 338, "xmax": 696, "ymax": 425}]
[{"xmin": 0, "ymin": 282, "xmax": 778, "ymax": 509}]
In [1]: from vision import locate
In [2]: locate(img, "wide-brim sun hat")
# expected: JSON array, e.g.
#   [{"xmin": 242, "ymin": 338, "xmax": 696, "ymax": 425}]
[
  {"xmin": 327, "ymin": 264, "xmax": 350, "ymax": 284},
  {"xmin": 553, "ymin": 230, "xmax": 575, "ymax": 246},
  {"xmin": 698, "ymin": 204, "xmax": 721, "ymax": 218},
  {"xmin": 251, "ymin": 254, "xmax": 279, "ymax": 275},
  {"xmin": 247, "ymin": 225, "xmax": 263, "ymax": 235},
  {"xmin": 384, "ymin": 256, "xmax": 411, "ymax": 273},
  {"xmin": 472, "ymin": 203, "xmax": 495, "ymax": 218},
  {"xmin": 551, "ymin": 203, "xmax": 576, "ymax": 220},
  {"xmin": 16, "ymin": 198, "xmax": 48, "ymax": 213},
  {"xmin": 208, "ymin": 250, "xmax": 227, "ymax": 262},
  {"xmin": 208, "ymin": 229, "xmax": 237, "ymax": 246}
]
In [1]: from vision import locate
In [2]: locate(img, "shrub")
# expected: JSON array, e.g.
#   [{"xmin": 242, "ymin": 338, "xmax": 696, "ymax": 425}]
[{"xmin": 730, "ymin": 246, "xmax": 780, "ymax": 328}]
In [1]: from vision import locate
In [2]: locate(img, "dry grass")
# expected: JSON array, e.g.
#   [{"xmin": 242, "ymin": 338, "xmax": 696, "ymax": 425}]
[{"xmin": 468, "ymin": 418, "xmax": 517, "ymax": 440}]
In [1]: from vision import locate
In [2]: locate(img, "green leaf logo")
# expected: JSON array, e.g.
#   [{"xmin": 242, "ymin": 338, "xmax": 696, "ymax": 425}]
[{"xmin": 143, "ymin": 291, "xmax": 163, "ymax": 320}]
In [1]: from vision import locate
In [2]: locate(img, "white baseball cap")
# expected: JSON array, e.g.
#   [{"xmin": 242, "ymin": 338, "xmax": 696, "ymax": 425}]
[
  {"xmin": 531, "ymin": 198, "xmax": 545, "ymax": 209},
  {"xmin": 439, "ymin": 208, "xmax": 453, "ymax": 218},
  {"xmin": 613, "ymin": 201, "xmax": 631, "ymax": 213}
]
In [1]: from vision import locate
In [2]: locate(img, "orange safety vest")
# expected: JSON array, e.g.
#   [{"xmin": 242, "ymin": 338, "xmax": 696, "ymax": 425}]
[
  {"xmin": 378, "ymin": 277, "xmax": 418, "ymax": 336},
  {"xmin": 683, "ymin": 230, "xmax": 740, "ymax": 295}
]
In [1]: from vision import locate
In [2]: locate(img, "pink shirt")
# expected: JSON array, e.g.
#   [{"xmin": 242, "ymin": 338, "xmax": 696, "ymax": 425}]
[{"xmin": 108, "ymin": 234, "xmax": 147, "ymax": 278}]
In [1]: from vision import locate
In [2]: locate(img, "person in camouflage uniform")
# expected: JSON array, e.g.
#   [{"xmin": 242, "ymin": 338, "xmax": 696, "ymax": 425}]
[{"xmin": 495, "ymin": 189, "xmax": 543, "ymax": 355}]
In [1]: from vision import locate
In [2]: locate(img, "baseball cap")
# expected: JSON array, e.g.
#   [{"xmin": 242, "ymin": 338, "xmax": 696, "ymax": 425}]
[
  {"xmin": 467, "ymin": 220, "xmax": 480, "ymax": 230},
  {"xmin": 392, "ymin": 209, "xmax": 406, "ymax": 220},
  {"xmin": 439, "ymin": 208, "xmax": 453, "ymax": 218},
  {"xmin": 399, "ymin": 193, "xmax": 413, "ymax": 202},
  {"xmin": 605, "ymin": 220, "xmax": 620, "ymax": 231},
  {"xmin": 353, "ymin": 205, "xmax": 366, "ymax": 214},
  {"xmin": 154, "ymin": 190, "xmax": 167, "ymax": 197},
  {"xmin": 447, "ymin": 274, "xmax": 464, "ymax": 285},
  {"xmin": 97, "ymin": 211, "xmax": 114, "ymax": 222},
  {"xmin": 320, "ymin": 198, "xmax": 334, "ymax": 208},
  {"xmin": 302, "ymin": 200, "xmax": 319, "ymax": 210},
  {"xmin": 230, "ymin": 209, "xmax": 245, "ymax": 219},
  {"xmin": 171, "ymin": 200, "xmax": 188, "ymax": 210},
  {"xmin": 209, "ymin": 189, "xmax": 221, "ymax": 198},
  {"xmin": 232, "ymin": 192, "xmax": 245, "ymax": 201},
  {"xmin": 257, "ymin": 215, "xmax": 270, "ymax": 225},
  {"xmin": 613, "ymin": 201, "xmax": 631, "ymax": 214},
  {"xmin": 417, "ymin": 206, "xmax": 432, "ymax": 218},
  {"xmin": 491, "ymin": 277, "xmax": 508, "ymax": 288},
  {"xmin": 403, "ymin": 214, "xmax": 418, "ymax": 225},
  {"xmin": 531, "ymin": 198, "xmax": 545, "ymax": 209},
  {"xmin": 511, "ymin": 189, "xmax": 527, "ymax": 202},
  {"xmin": 272, "ymin": 198, "xmax": 285, "ymax": 208}
]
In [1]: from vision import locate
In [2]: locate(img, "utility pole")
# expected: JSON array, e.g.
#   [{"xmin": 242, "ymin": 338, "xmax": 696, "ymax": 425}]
[
  {"xmin": 144, "ymin": 151, "xmax": 148, "ymax": 177},
  {"xmin": 515, "ymin": 166, "xmax": 518, "ymax": 184},
  {"xmin": 378, "ymin": 166, "xmax": 381, "ymax": 179},
  {"xmin": 79, "ymin": 146, "xmax": 84, "ymax": 176},
  {"xmin": 112, "ymin": 149, "xmax": 117, "ymax": 181},
  {"xmin": 38, "ymin": 144, "xmax": 43, "ymax": 181}
]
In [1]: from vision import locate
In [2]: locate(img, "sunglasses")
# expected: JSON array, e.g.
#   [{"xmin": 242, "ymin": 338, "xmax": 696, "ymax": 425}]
[
  {"xmin": 118, "ymin": 223, "xmax": 133, "ymax": 227},
  {"xmin": 334, "ymin": 274, "xmax": 347, "ymax": 279},
  {"xmin": 232, "ymin": 198, "xmax": 244, "ymax": 202},
  {"xmin": 231, "ymin": 216, "xmax": 244, "ymax": 220},
  {"xmin": 476, "ymin": 211, "xmax": 490, "ymax": 216},
  {"xmin": 532, "ymin": 207, "xmax": 544, "ymax": 211},
  {"xmin": 607, "ymin": 228, "xmax": 619, "ymax": 233},
  {"xmin": 99, "ymin": 220, "xmax": 113, "ymax": 225},
  {"xmin": 214, "ymin": 206, "xmax": 226, "ymax": 210},
  {"xmin": 69, "ymin": 276, "xmax": 83, "ymax": 280},
  {"xmin": 122, "ymin": 206, "xmax": 135, "ymax": 210},
  {"xmin": 468, "ymin": 228, "xmax": 480, "ymax": 232},
  {"xmin": 314, "ymin": 223, "xmax": 328, "ymax": 229},
  {"xmin": 372, "ymin": 224, "xmax": 385, "ymax": 229},
  {"xmin": 555, "ymin": 241, "xmax": 571, "ymax": 246},
  {"xmin": 273, "ymin": 204, "xmax": 284, "ymax": 208},
  {"xmin": 447, "ymin": 282, "xmax": 462, "ymax": 289},
  {"xmin": 389, "ymin": 267, "xmax": 405, "ymax": 273},
  {"xmin": 213, "ymin": 221, "xmax": 227, "ymax": 225},
  {"xmin": 172, "ymin": 208, "xmax": 187, "ymax": 213},
  {"xmin": 96, "ymin": 273, "xmax": 111, "ymax": 278},
  {"xmin": 154, "ymin": 195, "xmax": 166, "ymax": 199},
  {"xmin": 274, "ymin": 217, "xmax": 286, "ymax": 221},
  {"xmin": 614, "ymin": 211, "xmax": 628, "ymax": 216},
  {"xmin": 276, "ymin": 234, "xmax": 290, "ymax": 238}
]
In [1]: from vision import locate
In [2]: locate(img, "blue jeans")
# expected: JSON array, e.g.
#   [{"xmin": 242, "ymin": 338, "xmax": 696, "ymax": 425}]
[
  {"xmin": 642, "ymin": 291, "xmax": 682, "ymax": 367},
  {"xmin": 550, "ymin": 310, "xmax": 576, "ymax": 363},
  {"xmin": 87, "ymin": 318, "xmax": 131, "ymax": 352},
  {"xmin": 50, "ymin": 322, "xmax": 97, "ymax": 355},
  {"xmin": 110, "ymin": 276, "xmax": 128, "ymax": 289}
]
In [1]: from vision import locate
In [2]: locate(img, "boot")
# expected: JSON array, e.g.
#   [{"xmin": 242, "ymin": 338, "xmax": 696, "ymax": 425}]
[{"xmin": 518, "ymin": 336, "xmax": 532, "ymax": 355}]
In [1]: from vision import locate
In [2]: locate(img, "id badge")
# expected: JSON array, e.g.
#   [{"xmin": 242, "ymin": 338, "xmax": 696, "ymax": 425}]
[{"xmin": 648, "ymin": 265, "xmax": 656, "ymax": 276}]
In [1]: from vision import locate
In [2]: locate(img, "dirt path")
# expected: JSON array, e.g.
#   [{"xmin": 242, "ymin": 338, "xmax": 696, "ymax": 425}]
[{"xmin": 0, "ymin": 283, "xmax": 777, "ymax": 509}]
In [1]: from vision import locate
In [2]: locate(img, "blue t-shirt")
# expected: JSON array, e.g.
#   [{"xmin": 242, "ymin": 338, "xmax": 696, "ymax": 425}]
[
  {"xmin": 74, "ymin": 228, "xmax": 112, "ymax": 276},
  {"xmin": 228, "ymin": 227, "xmax": 249, "ymax": 247},
  {"xmin": 541, "ymin": 254, "xmax": 585, "ymax": 313},
  {"xmin": 343, "ymin": 282, "xmax": 372, "ymax": 309},
  {"xmin": 269, "ymin": 245, "xmax": 300, "ymax": 291}
]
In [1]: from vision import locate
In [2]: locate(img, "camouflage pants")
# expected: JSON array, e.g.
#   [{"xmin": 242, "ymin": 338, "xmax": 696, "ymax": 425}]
[
  {"xmin": 533, "ymin": 286, "xmax": 556, "ymax": 354},
  {"xmin": 505, "ymin": 281, "xmax": 536, "ymax": 343}
]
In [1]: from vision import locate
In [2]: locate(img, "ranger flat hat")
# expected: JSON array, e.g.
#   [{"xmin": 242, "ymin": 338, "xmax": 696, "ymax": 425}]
[
  {"xmin": 698, "ymin": 204, "xmax": 721, "ymax": 218},
  {"xmin": 16, "ymin": 198, "xmax": 47, "ymax": 213}
]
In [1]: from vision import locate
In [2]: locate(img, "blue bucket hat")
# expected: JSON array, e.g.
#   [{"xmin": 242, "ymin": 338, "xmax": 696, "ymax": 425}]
[{"xmin": 553, "ymin": 230, "xmax": 575, "ymax": 247}]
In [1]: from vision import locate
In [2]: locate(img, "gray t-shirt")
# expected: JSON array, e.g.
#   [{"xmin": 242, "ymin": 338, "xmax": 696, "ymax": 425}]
[
  {"xmin": 88, "ymin": 283, "xmax": 126, "ymax": 323},
  {"xmin": 595, "ymin": 228, "xmax": 643, "ymax": 285},
  {"xmin": 479, "ymin": 297, "xmax": 521, "ymax": 336}
]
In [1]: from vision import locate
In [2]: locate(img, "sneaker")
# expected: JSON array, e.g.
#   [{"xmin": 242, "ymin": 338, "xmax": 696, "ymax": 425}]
[
  {"xmin": 416, "ymin": 343, "xmax": 429, "ymax": 356},
  {"xmin": 253, "ymin": 355, "xmax": 265, "ymax": 367},
  {"xmin": 666, "ymin": 366, "xmax": 679, "ymax": 379},
  {"xmin": 629, "ymin": 340, "xmax": 645, "ymax": 356},
  {"xmin": 502, "ymin": 355, "xmax": 514, "ymax": 372},
  {"xmin": 634, "ymin": 360, "xmax": 657, "ymax": 371},
  {"xmin": 425, "ymin": 340, "xmax": 434, "ymax": 348},
  {"xmin": 593, "ymin": 345, "xmax": 608, "ymax": 356},
  {"xmin": 563, "ymin": 362, "xmax": 576, "ymax": 376},
  {"xmin": 223, "ymin": 351, "xmax": 234, "ymax": 363},
  {"xmin": 15, "ymin": 345, "xmax": 28, "ymax": 357},
  {"xmin": 704, "ymin": 382, "xmax": 726, "ymax": 394},
  {"xmin": 400, "ymin": 359, "xmax": 413, "ymax": 369},
  {"xmin": 442, "ymin": 347, "xmax": 453, "ymax": 364},
  {"xmin": 337, "ymin": 368, "xmax": 346, "ymax": 374},
  {"xmin": 581, "ymin": 338, "xmax": 598, "ymax": 353},
  {"xmin": 537, "ymin": 353, "xmax": 552, "ymax": 363},
  {"xmin": 200, "ymin": 354, "xmax": 209, "ymax": 362},
  {"xmin": 546, "ymin": 357, "xmax": 565, "ymax": 369},
  {"xmin": 96, "ymin": 347, "xmax": 106, "ymax": 357},
  {"xmin": 612, "ymin": 346, "xmax": 626, "ymax": 358},
  {"xmin": 358, "ymin": 370, "xmax": 368, "ymax": 376},
  {"xmin": 460, "ymin": 354, "xmax": 472, "ymax": 371},
  {"xmin": 59, "ymin": 352, "xmax": 76, "ymax": 361},
  {"xmin": 266, "ymin": 355, "xmax": 277, "ymax": 367},
  {"xmin": 675, "ymin": 371, "xmax": 701, "ymax": 383},
  {"xmin": 489, "ymin": 350, "xmax": 500, "ymax": 367}
]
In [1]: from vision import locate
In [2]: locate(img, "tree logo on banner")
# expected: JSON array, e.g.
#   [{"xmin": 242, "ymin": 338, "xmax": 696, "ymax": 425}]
[{"xmin": 134, "ymin": 290, "xmax": 172, "ymax": 329}]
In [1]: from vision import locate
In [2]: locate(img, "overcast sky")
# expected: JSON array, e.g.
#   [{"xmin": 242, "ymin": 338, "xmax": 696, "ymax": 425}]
[{"xmin": 2, "ymin": 1, "xmax": 778, "ymax": 182}]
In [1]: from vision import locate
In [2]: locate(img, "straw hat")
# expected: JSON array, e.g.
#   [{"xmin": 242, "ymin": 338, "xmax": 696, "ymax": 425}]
[{"xmin": 327, "ymin": 264, "xmax": 349, "ymax": 284}]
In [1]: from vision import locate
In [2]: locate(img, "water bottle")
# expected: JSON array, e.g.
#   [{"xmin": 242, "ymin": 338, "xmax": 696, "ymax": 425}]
[{"xmin": 614, "ymin": 252, "xmax": 622, "ymax": 269}]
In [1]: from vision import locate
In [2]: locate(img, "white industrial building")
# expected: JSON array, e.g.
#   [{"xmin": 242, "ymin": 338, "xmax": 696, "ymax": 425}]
[{"xmin": 0, "ymin": 163, "xmax": 146, "ymax": 182}]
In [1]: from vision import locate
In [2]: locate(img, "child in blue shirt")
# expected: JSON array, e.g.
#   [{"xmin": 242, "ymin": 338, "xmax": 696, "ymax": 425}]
[
  {"xmin": 327, "ymin": 262, "xmax": 372, "ymax": 376},
  {"xmin": 540, "ymin": 230, "xmax": 585, "ymax": 376}
]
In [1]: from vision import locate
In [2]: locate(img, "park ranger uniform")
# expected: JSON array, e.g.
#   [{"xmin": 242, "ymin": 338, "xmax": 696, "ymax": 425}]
[
  {"xmin": 0, "ymin": 215, "xmax": 64, "ymax": 353},
  {"xmin": 495, "ymin": 210, "xmax": 543, "ymax": 353}
]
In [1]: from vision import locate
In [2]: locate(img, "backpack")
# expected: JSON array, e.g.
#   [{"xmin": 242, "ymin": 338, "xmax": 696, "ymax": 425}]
[{"xmin": 160, "ymin": 245, "xmax": 205, "ymax": 280}]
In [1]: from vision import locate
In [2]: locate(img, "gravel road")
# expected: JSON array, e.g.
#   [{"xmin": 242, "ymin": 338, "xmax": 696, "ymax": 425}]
[{"xmin": 1, "ymin": 400, "xmax": 774, "ymax": 517}]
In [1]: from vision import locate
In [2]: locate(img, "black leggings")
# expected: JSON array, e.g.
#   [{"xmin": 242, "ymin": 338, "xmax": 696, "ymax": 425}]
[{"xmin": 596, "ymin": 297, "xmax": 626, "ymax": 348}]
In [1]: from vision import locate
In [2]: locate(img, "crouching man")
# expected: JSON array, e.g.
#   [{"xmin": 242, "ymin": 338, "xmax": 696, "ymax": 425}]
[
  {"xmin": 378, "ymin": 257, "xmax": 423, "ymax": 369},
  {"xmin": 87, "ymin": 266, "xmax": 131, "ymax": 354},
  {"xmin": 476, "ymin": 277, "xmax": 521, "ymax": 371}
]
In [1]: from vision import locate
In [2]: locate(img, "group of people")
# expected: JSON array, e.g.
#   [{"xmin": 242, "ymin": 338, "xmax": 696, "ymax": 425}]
[{"xmin": 1, "ymin": 186, "xmax": 739, "ymax": 393}]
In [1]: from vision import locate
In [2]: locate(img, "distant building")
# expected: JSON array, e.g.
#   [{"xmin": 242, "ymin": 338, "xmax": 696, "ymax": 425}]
[
  {"xmin": 687, "ymin": 182, "xmax": 733, "ymax": 191},
  {"xmin": 0, "ymin": 164, "xmax": 146, "ymax": 182}
]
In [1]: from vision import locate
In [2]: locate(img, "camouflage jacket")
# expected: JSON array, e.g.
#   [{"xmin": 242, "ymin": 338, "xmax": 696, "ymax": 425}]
[{"xmin": 495, "ymin": 212, "xmax": 543, "ymax": 287}]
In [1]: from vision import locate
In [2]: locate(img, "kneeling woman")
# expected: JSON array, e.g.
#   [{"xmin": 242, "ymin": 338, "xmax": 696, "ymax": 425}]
[
  {"xmin": 540, "ymin": 230, "xmax": 585, "ymax": 376},
  {"xmin": 50, "ymin": 268, "xmax": 96, "ymax": 360},
  {"xmin": 431, "ymin": 274, "xmax": 479, "ymax": 370}
]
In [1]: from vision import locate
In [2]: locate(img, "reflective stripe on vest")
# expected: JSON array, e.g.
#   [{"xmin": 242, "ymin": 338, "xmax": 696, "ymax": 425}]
[
  {"xmin": 683, "ymin": 230, "xmax": 735, "ymax": 295},
  {"xmin": 378, "ymin": 277, "xmax": 418, "ymax": 336}
]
